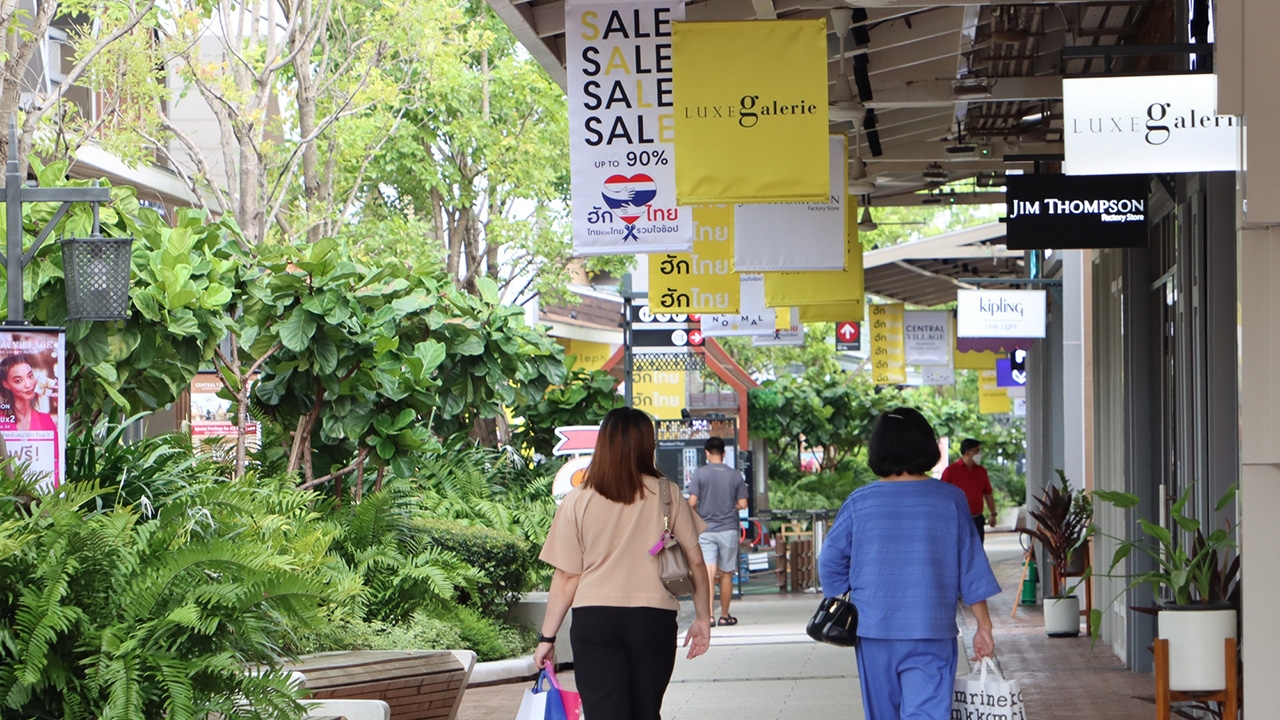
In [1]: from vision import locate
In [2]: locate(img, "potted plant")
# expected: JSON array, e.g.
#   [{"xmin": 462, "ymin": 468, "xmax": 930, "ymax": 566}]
[
  {"xmin": 1092, "ymin": 483, "xmax": 1240, "ymax": 693},
  {"xmin": 1020, "ymin": 470, "xmax": 1091, "ymax": 637}
]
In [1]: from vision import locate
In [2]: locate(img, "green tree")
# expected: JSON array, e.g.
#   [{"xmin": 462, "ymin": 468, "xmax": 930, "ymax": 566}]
[{"xmin": 511, "ymin": 368, "xmax": 622, "ymax": 457}]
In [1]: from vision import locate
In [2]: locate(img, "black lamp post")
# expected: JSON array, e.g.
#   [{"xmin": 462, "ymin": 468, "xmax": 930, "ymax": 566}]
[{"xmin": 0, "ymin": 120, "xmax": 132, "ymax": 324}]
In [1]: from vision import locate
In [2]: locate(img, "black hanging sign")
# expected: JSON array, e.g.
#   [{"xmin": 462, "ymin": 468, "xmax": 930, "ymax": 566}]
[{"xmin": 1004, "ymin": 174, "xmax": 1149, "ymax": 250}]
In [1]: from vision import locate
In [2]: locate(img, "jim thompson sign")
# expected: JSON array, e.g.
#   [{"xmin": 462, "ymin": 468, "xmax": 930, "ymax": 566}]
[{"xmin": 1005, "ymin": 174, "xmax": 1148, "ymax": 250}]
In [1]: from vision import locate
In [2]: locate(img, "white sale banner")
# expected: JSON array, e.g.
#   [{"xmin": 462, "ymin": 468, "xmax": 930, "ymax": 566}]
[
  {"xmin": 733, "ymin": 135, "xmax": 846, "ymax": 271},
  {"xmin": 566, "ymin": 0, "xmax": 693, "ymax": 255}
]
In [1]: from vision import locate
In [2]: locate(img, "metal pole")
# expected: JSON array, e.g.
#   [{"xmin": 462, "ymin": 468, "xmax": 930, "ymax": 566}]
[
  {"xmin": 623, "ymin": 295, "xmax": 634, "ymax": 408},
  {"xmin": 6, "ymin": 119, "xmax": 23, "ymax": 324}
]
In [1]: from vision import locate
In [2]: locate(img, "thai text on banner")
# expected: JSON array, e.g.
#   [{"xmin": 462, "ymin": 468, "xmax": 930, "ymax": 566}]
[
  {"xmin": 648, "ymin": 205, "xmax": 739, "ymax": 313},
  {"xmin": 566, "ymin": 0, "xmax": 693, "ymax": 255},
  {"xmin": 870, "ymin": 303, "xmax": 907, "ymax": 385},
  {"xmin": 701, "ymin": 273, "xmax": 777, "ymax": 336},
  {"xmin": 763, "ymin": 197, "xmax": 863, "ymax": 308}
]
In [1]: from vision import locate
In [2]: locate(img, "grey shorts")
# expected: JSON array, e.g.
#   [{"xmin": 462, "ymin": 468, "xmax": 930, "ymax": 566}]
[{"xmin": 699, "ymin": 529, "xmax": 740, "ymax": 572}]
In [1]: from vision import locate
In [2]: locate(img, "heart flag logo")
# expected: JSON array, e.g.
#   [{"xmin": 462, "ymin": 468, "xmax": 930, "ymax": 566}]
[{"xmin": 602, "ymin": 174, "xmax": 658, "ymax": 241}]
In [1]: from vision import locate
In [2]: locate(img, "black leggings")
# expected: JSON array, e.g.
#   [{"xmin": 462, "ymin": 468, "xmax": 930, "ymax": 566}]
[{"xmin": 570, "ymin": 606, "xmax": 678, "ymax": 720}]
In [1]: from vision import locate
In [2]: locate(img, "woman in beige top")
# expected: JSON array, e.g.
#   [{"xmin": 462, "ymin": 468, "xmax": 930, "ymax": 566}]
[{"xmin": 534, "ymin": 407, "xmax": 712, "ymax": 719}]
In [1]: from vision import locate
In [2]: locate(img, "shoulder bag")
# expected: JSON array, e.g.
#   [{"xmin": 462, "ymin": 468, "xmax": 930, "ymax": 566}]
[
  {"xmin": 806, "ymin": 593, "xmax": 858, "ymax": 647},
  {"xmin": 651, "ymin": 479, "xmax": 695, "ymax": 598}
]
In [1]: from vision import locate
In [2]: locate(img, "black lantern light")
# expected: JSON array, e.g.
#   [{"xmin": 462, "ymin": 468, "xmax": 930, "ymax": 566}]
[{"xmin": 61, "ymin": 234, "xmax": 133, "ymax": 321}]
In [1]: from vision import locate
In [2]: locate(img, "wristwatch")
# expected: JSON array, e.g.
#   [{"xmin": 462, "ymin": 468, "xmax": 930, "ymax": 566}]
[{"xmin": 537, "ymin": 634, "xmax": 556, "ymax": 644}]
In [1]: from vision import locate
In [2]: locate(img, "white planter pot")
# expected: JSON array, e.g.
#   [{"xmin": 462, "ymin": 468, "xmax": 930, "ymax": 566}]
[
  {"xmin": 1158, "ymin": 607, "xmax": 1237, "ymax": 691},
  {"xmin": 1044, "ymin": 596, "xmax": 1080, "ymax": 637}
]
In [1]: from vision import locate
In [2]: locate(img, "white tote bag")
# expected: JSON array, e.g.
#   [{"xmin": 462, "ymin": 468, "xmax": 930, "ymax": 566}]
[{"xmin": 952, "ymin": 657, "xmax": 1026, "ymax": 720}]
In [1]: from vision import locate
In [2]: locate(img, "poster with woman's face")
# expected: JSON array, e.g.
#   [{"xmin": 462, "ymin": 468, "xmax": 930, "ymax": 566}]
[{"xmin": 0, "ymin": 330, "xmax": 66, "ymax": 492}]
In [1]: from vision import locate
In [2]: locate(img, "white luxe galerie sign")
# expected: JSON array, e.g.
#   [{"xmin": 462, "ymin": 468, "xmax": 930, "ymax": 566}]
[
  {"xmin": 957, "ymin": 290, "xmax": 1047, "ymax": 339},
  {"xmin": 1063, "ymin": 74, "xmax": 1242, "ymax": 175}
]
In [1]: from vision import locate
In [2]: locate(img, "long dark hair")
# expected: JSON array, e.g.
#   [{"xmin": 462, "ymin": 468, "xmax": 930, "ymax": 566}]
[
  {"xmin": 584, "ymin": 407, "xmax": 663, "ymax": 504},
  {"xmin": 0, "ymin": 353, "xmax": 33, "ymax": 413}
]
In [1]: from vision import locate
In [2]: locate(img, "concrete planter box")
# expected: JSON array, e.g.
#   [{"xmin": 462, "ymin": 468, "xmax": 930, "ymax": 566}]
[{"xmin": 509, "ymin": 592, "xmax": 573, "ymax": 664}]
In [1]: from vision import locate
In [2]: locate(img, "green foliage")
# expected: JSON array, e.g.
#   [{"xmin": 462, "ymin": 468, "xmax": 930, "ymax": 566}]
[
  {"xmin": 0, "ymin": 467, "xmax": 348, "ymax": 720},
  {"xmin": 417, "ymin": 519, "xmax": 534, "ymax": 618},
  {"xmin": 512, "ymin": 367, "xmax": 622, "ymax": 457},
  {"xmin": 288, "ymin": 613, "xmax": 465, "ymax": 656},
  {"xmin": 17, "ymin": 161, "xmax": 241, "ymax": 424},
  {"xmin": 1091, "ymin": 483, "xmax": 1239, "ymax": 623},
  {"xmin": 1020, "ymin": 470, "xmax": 1092, "ymax": 596}
]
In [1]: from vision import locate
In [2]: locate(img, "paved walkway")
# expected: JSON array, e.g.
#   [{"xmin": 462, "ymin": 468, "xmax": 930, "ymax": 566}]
[{"xmin": 457, "ymin": 532, "xmax": 1153, "ymax": 719}]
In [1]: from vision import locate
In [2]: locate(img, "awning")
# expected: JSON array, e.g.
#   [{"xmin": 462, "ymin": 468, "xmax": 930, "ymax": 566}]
[{"xmin": 863, "ymin": 222, "xmax": 1024, "ymax": 307}]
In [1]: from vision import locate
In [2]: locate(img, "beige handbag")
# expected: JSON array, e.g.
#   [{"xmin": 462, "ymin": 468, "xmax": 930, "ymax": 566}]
[{"xmin": 653, "ymin": 480, "xmax": 695, "ymax": 598}]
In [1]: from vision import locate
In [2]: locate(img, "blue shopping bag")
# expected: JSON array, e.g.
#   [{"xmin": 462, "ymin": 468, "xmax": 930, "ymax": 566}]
[{"xmin": 515, "ymin": 668, "xmax": 580, "ymax": 720}]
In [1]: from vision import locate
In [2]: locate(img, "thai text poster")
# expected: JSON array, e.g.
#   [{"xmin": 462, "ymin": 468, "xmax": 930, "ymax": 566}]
[{"xmin": 0, "ymin": 329, "xmax": 66, "ymax": 492}]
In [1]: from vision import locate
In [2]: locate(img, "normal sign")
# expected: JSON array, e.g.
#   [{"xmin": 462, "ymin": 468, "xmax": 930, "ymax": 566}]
[{"xmin": 957, "ymin": 290, "xmax": 1047, "ymax": 339}]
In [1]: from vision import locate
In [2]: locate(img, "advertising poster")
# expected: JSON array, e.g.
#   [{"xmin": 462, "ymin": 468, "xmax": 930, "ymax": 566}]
[
  {"xmin": 701, "ymin": 273, "xmax": 778, "ymax": 336},
  {"xmin": 904, "ymin": 310, "xmax": 952, "ymax": 366},
  {"xmin": 190, "ymin": 373, "xmax": 261, "ymax": 455},
  {"xmin": 647, "ymin": 204, "xmax": 739, "ymax": 313},
  {"xmin": 870, "ymin": 303, "xmax": 907, "ymax": 385},
  {"xmin": 672, "ymin": 19, "xmax": 829, "ymax": 203},
  {"xmin": 0, "ymin": 329, "xmax": 65, "ymax": 492},
  {"xmin": 956, "ymin": 290, "xmax": 1047, "ymax": 339},
  {"xmin": 1005, "ymin": 174, "xmax": 1148, "ymax": 250},
  {"xmin": 566, "ymin": 0, "xmax": 693, "ymax": 255},
  {"xmin": 763, "ymin": 197, "xmax": 864, "ymax": 307}
]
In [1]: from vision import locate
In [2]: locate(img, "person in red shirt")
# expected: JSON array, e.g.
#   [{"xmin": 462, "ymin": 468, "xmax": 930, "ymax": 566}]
[{"xmin": 941, "ymin": 439, "xmax": 998, "ymax": 543}]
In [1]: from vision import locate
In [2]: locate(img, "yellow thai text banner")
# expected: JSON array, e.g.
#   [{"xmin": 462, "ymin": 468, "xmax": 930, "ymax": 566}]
[
  {"xmin": 672, "ymin": 19, "xmax": 830, "ymax": 204},
  {"xmin": 979, "ymin": 370, "xmax": 1012, "ymax": 414},
  {"xmin": 647, "ymin": 205, "xmax": 739, "ymax": 313},
  {"xmin": 870, "ymin": 303, "xmax": 906, "ymax": 385}
]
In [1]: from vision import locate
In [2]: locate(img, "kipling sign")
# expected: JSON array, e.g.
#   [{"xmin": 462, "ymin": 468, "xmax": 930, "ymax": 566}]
[
  {"xmin": 956, "ymin": 290, "xmax": 1047, "ymax": 339},
  {"xmin": 566, "ymin": 0, "xmax": 693, "ymax": 255}
]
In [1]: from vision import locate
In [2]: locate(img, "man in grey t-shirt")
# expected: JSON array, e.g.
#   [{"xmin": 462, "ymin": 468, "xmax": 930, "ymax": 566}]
[{"xmin": 687, "ymin": 436, "xmax": 748, "ymax": 625}]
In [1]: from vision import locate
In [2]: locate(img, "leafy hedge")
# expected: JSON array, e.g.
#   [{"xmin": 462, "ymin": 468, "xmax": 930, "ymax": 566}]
[{"xmin": 416, "ymin": 519, "xmax": 536, "ymax": 618}]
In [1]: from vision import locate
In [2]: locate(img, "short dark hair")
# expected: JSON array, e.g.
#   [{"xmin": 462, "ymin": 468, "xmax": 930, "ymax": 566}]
[
  {"xmin": 704, "ymin": 436, "xmax": 726, "ymax": 455},
  {"xmin": 867, "ymin": 407, "xmax": 942, "ymax": 478},
  {"xmin": 960, "ymin": 439, "xmax": 982, "ymax": 455}
]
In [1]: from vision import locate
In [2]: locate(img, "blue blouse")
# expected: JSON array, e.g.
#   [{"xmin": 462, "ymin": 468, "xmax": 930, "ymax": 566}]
[{"xmin": 817, "ymin": 479, "xmax": 1001, "ymax": 640}]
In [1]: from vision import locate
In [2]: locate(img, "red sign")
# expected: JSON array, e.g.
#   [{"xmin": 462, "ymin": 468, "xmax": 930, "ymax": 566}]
[
  {"xmin": 552, "ymin": 425, "xmax": 600, "ymax": 456},
  {"xmin": 836, "ymin": 321, "xmax": 861, "ymax": 351},
  {"xmin": 688, "ymin": 329, "xmax": 704, "ymax": 346}
]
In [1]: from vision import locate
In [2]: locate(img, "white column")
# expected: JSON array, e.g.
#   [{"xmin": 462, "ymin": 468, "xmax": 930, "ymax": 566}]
[{"xmin": 1060, "ymin": 250, "xmax": 1089, "ymax": 492}]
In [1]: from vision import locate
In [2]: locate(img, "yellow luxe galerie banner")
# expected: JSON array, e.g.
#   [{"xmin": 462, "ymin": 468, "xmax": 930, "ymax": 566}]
[
  {"xmin": 870, "ymin": 303, "xmax": 907, "ymax": 385},
  {"xmin": 647, "ymin": 205, "xmax": 739, "ymax": 313},
  {"xmin": 672, "ymin": 19, "xmax": 830, "ymax": 204},
  {"xmin": 763, "ymin": 199, "xmax": 864, "ymax": 310}
]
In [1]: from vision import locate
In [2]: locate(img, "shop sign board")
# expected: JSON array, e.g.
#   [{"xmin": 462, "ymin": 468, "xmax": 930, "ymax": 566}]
[
  {"xmin": 1063, "ymin": 74, "xmax": 1242, "ymax": 175},
  {"xmin": 957, "ymin": 290, "xmax": 1046, "ymax": 339},
  {"xmin": 1005, "ymin": 174, "xmax": 1149, "ymax": 250}
]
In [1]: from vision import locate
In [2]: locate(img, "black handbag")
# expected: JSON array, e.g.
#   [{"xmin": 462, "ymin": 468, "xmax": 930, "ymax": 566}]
[{"xmin": 806, "ymin": 594, "xmax": 858, "ymax": 647}]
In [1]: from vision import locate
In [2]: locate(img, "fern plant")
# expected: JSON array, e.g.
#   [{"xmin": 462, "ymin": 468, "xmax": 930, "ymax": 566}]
[{"xmin": 0, "ymin": 469, "xmax": 352, "ymax": 720}]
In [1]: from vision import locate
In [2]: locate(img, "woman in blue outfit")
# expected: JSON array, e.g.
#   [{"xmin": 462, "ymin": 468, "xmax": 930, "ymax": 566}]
[{"xmin": 818, "ymin": 407, "xmax": 1001, "ymax": 720}]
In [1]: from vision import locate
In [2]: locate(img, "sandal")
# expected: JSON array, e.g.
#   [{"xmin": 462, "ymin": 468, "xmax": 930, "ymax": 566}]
[{"xmin": 717, "ymin": 616, "xmax": 738, "ymax": 626}]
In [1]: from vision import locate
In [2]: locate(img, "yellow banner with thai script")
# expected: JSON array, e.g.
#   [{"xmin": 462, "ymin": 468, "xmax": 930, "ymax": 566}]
[
  {"xmin": 633, "ymin": 369, "xmax": 686, "ymax": 419},
  {"xmin": 956, "ymin": 350, "xmax": 1001, "ymax": 371},
  {"xmin": 870, "ymin": 303, "xmax": 907, "ymax": 385},
  {"xmin": 979, "ymin": 370, "xmax": 1012, "ymax": 414},
  {"xmin": 672, "ymin": 19, "xmax": 830, "ymax": 204},
  {"xmin": 763, "ymin": 199, "xmax": 863, "ymax": 309},
  {"xmin": 648, "ymin": 205, "xmax": 738, "ymax": 313}
]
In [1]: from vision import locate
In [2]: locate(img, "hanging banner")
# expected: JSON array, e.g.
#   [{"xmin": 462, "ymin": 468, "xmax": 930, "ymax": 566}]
[
  {"xmin": 567, "ymin": 0, "xmax": 692, "ymax": 255},
  {"xmin": 0, "ymin": 328, "xmax": 65, "ymax": 493},
  {"xmin": 979, "ymin": 370, "xmax": 1013, "ymax": 414},
  {"xmin": 1063, "ymin": 74, "xmax": 1242, "ymax": 176},
  {"xmin": 734, "ymin": 135, "xmax": 846, "ymax": 271},
  {"xmin": 647, "ymin": 205, "xmax": 738, "ymax": 313},
  {"xmin": 559, "ymin": 339, "xmax": 616, "ymax": 371},
  {"xmin": 955, "ymin": 350, "xmax": 1001, "ymax": 371},
  {"xmin": 672, "ymin": 19, "xmax": 830, "ymax": 204},
  {"xmin": 922, "ymin": 366, "xmax": 955, "ymax": 386},
  {"xmin": 904, "ymin": 310, "xmax": 952, "ymax": 366},
  {"xmin": 633, "ymin": 369, "xmax": 686, "ymax": 420},
  {"xmin": 701, "ymin": 273, "xmax": 777, "ymax": 336},
  {"xmin": 753, "ymin": 327, "xmax": 805, "ymax": 346},
  {"xmin": 798, "ymin": 302, "xmax": 864, "ymax": 323},
  {"xmin": 774, "ymin": 307, "xmax": 798, "ymax": 331},
  {"xmin": 957, "ymin": 290, "xmax": 1047, "ymax": 338},
  {"xmin": 870, "ymin": 303, "xmax": 906, "ymax": 385},
  {"xmin": 763, "ymin": 198, "xmax": 863, "ymax": 307}
]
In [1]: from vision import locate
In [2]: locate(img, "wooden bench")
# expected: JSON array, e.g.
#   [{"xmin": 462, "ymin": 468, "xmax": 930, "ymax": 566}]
[{"xmin": 286, "ymin": 650, "xmax": 475, "ymax": 720}]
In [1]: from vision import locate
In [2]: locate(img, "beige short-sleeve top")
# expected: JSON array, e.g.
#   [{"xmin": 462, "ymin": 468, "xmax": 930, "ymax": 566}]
[{"xmin": 539, "ymin": 475, "xmax": 707, "ymax": 611}]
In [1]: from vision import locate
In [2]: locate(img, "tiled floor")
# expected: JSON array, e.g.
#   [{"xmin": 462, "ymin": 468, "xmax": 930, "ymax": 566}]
[{"xmin": 457, "ymin": 533, "xmax": 1159, "ymax": 719}]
